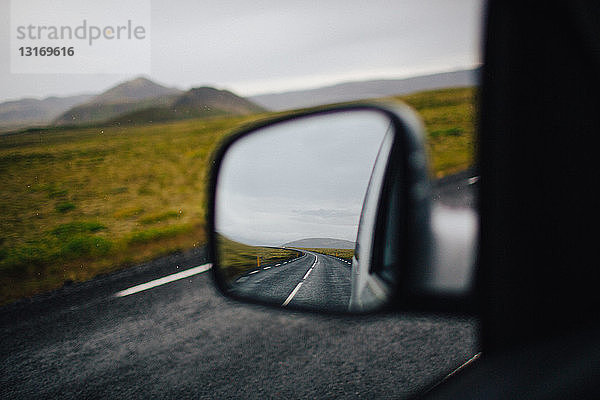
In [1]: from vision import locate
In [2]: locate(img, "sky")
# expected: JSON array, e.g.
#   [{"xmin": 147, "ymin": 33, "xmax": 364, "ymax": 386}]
[
  {"xmin": 0, "ymin": 0, "xmax": 483, "ymax": 102},
  {"xmin": 215, "ymin": 110, "xmax": 391, "ymax": 246}
]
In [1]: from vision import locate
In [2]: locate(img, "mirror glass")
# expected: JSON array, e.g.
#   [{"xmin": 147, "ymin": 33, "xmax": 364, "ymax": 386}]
[{"xmin": 214, "ymin": 110, "xmax": 394, "ymax": 312}]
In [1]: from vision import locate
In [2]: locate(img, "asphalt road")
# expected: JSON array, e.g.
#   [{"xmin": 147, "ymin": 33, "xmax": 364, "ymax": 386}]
[
  {"xmin": 232, "ymin": 250, "xmax": 352, "ymax": 311},
  {"xmin": 0, "ymin": 172, "xmax": 479, "ymax": 399}
]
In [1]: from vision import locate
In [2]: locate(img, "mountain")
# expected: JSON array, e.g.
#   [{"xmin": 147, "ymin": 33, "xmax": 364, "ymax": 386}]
[
  {"xmin": 282, "ymin": 238, "xmax": 355, "ymax": 249},
  {"xmin": 108, "ymin": 87, "xmax": 266, "ymax": 124},
  {"xmin": 53, "ymin": 77, "xmax": 183, "ymax": 126},
  {"xmin": 173, "ymin": 87, "xmax": 265, "ymax": 116},
  {"xmin": 91, "ymin": 77, "xmax": 182, "ymax": 104},
  {"xmin": 0, "ymin": 94, "xmax": 93, "ymax": 131},
  {"xmin": 250, "ymin": 68, "xmax": 479, "ymax": 111},
  {"xmin": 1, "ymin": 69, "xmax": 478, "ymax": 131}
]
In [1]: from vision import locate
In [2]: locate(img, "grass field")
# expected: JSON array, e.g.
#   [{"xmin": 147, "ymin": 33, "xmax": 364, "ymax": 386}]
[
  {"xmin": 397, "ymin": 87, "xmax": 476, "ymax": 177},
  {"xmin": 0, "ymin": 87, "xmax": 476, "ymax": 304},
  {"xmin": 297, "ymin": 248, "xmax": 355, "ymax": 262}
]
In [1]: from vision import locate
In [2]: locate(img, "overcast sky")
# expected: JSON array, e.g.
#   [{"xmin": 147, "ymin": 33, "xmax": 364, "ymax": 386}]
[
  {"xmin": 215, "ymin": 110, "xmax": 391, "ymax": 246},
  {"xmin": 0, "ymin": 0, "xmax": 483, "ymax": 102}
]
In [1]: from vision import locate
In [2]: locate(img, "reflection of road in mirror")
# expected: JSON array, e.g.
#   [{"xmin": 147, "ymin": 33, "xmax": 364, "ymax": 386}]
[{"xmin": 230, "ymin": 250, "xmax": 352, "ymax": 312}]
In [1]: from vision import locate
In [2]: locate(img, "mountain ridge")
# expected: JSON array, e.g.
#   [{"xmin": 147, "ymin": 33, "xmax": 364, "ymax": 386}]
[
  {"xmin": 88, "ymin": 77, "xmax": 183, "ymax": 104},
  {"xmin": 107, "ymin": 86, "xmax": 266, "ymax": 125},
  {"xmin": 53, "ymin": 77, "xmax": 184, "ymax": 126},
  {"xmin": 0, "ymin": 94, "xmax": 94, "ymax": 130},
  {"xmin": 249, "ymin": 68, "xmax": 479, "ymax": 111},
  {"xmin": 1, "ymin": 68, "xmax": 478, "ymax": 131}
]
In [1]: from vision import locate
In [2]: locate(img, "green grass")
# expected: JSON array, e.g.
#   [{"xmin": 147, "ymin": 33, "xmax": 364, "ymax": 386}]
[
  {"xmin": 51, "ymin": 221, "xmax": 106, "ymax": 237},
  {"xmin": 397, "ymin": 87, "xmax": 477, "ymax": 177},
  {"xmin": 55, "ymin": 202, "xmax": 76, "ymax": 213},
  {"xmin": 0, "ymin": 87, "xmax": 476, "ymax": 304},
  {"xmin": 127, "ymin": 224, "xmax": 193, "ymax": 245},
  {"xmin": 138, "ymin": 210, "xmax": 181, "ymax": 225},
  {"xmin": 297, "ymin": 248, "xmax": 355, "ymax": 262}
]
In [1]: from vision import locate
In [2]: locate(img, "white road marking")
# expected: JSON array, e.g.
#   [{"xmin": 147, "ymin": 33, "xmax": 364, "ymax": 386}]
[
  {"xmin": 282, "ymin": 282, "xmax": 303, "ymax": 306},
  {"xmin": 115, "ymin": 263, "xmax": 212, "ymax": 297},
  {"xmin": 249, "ymin": 270, "xmax": 259, "ymax": 275},
  {"xmin": 282, "ymin": 255, "xmax": 318, "ymax": 307},
  {"xmin": 263, "ymin": 266, "xmax": 271, "ymax": 270},
  {"xmin": 468, "ymin": 176, "xmax": 479, "ymax": 185},
  {"xmin": 425, "ymin": 352, "xmax": 482, "ymax": 395},
  {"xmin": 302, "ymin": 267, "xmax": 313, "ymax": 280}
]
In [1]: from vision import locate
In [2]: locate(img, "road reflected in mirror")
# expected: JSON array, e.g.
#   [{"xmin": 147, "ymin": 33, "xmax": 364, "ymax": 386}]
[{"xmin": 214, "ymin": 110, "xmax": 393, "ymax": 312}]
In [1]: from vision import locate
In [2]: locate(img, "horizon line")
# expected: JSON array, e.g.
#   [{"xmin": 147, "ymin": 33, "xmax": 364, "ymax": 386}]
[{"xmin": 0, "ymin": 65, "xmax": 480, "ymax": 104}]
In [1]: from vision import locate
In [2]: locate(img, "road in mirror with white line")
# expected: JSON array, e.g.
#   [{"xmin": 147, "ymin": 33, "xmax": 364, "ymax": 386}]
[{"xmin": 231, "ymin": 250, "xmax": 352, "ymax": 311}]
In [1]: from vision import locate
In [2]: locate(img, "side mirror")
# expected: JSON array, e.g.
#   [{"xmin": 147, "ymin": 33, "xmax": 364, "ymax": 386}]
[{"xmin": 208, "ymin": 103, "xmax": 475, "ymax": 313}]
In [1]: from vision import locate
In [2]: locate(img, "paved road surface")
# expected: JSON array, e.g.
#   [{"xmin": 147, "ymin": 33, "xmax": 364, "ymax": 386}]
[
  {"xmin": 0, "ymin": 172, "xmax": 479, "ymax": 399},
  {"xmin": 232, "ymin": 250, "xmax": 352, "ymax": 311}
]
